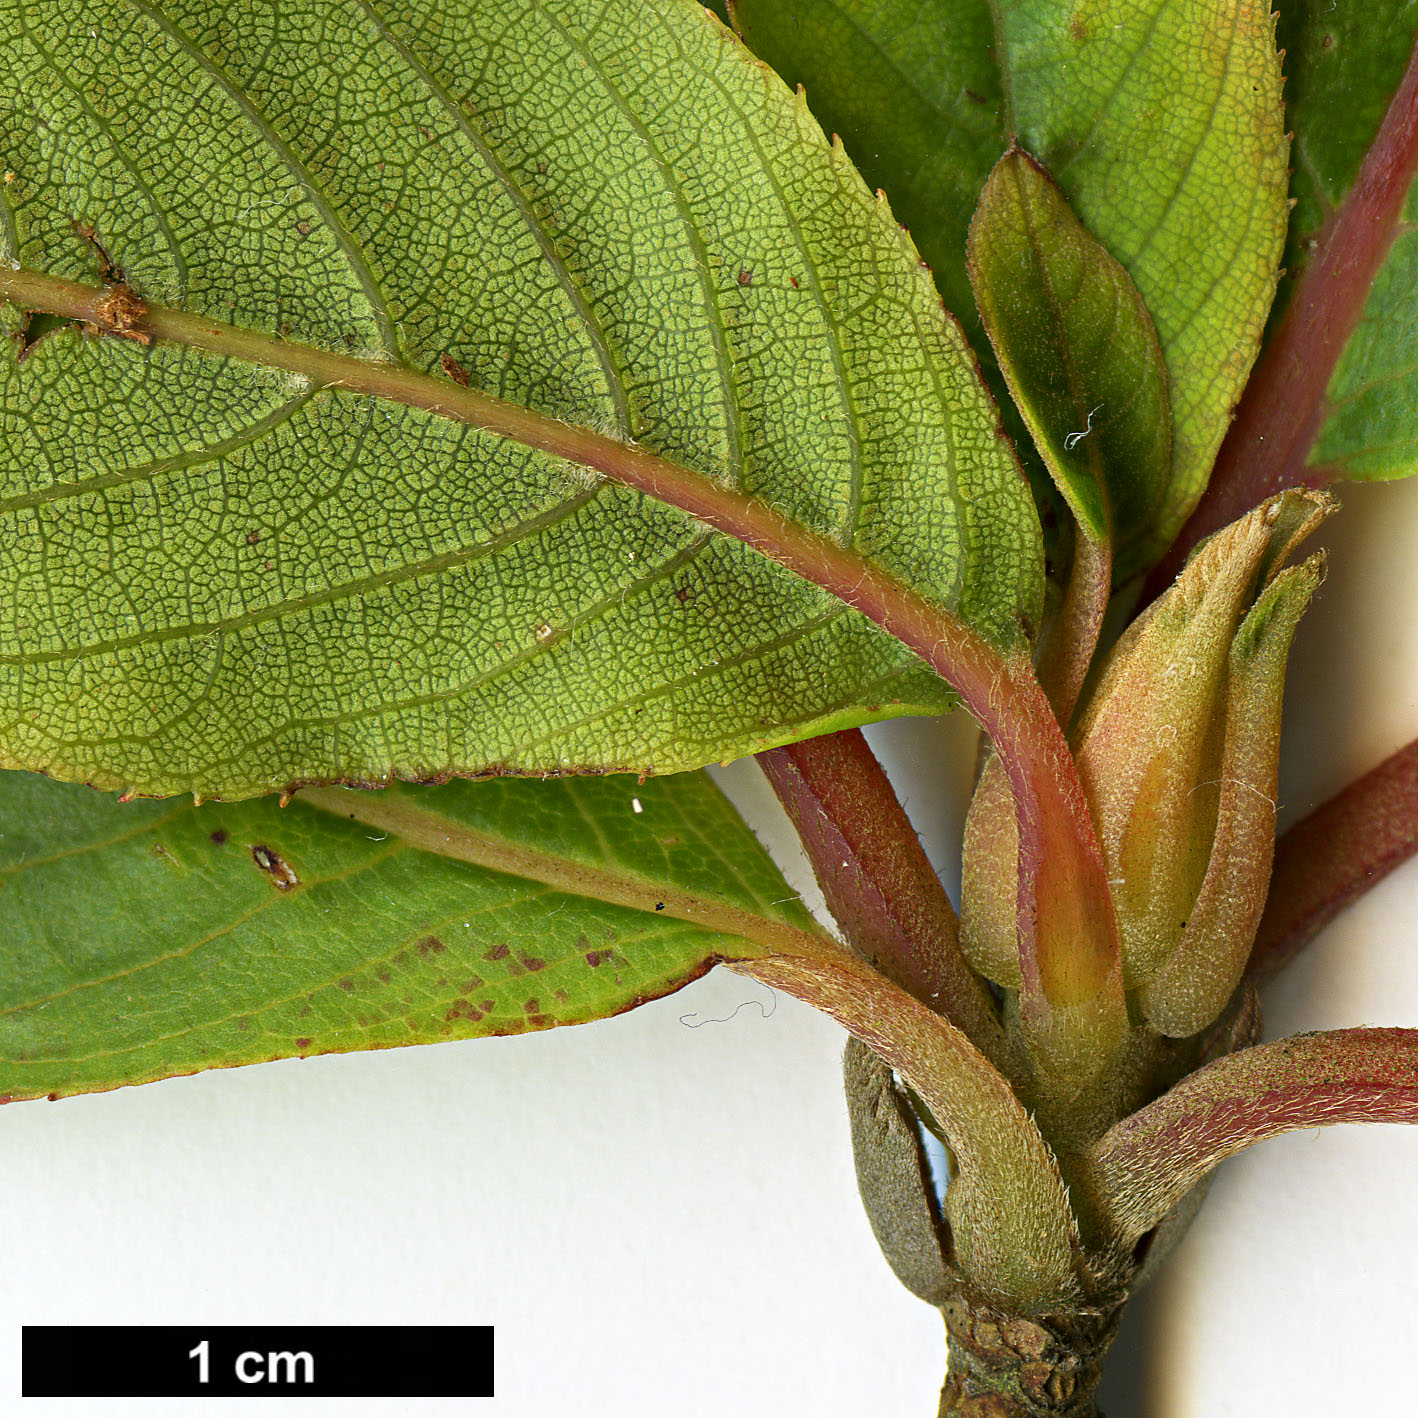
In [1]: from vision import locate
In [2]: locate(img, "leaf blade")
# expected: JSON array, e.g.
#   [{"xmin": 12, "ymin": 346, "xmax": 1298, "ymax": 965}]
[
  {"xmin": 0, "ymin": 0, "xmax": 1042, "ymax": 799},
  {"xmin": 733, "ymin": 0, "xmax": 1290, "ymax": 568},
  {"xmin": 0, "ymin": 766, "xmax": 817, "ymax": 1102},
  {"xmin": 1153, "ymin": 18, "xmax": 1418, "ymax": 580},
  {"xmin": 967, "ymin": 149, "xmax": 1172, "ymax": 582}
]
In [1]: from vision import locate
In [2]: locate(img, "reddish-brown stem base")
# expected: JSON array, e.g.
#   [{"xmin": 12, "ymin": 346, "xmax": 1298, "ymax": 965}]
[{"xmin": 938, "ymin": 1287, "xmax": 1120, "ymax": 1417}]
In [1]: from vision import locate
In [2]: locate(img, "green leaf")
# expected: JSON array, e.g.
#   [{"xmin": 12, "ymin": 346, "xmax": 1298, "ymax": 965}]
[
  {"xmin": 0, "ymin": 0, "xmax": 1042, "ymax": 800},
  {"xmin": 967, "ymin": 149, "xmax": 1172, "ymax": 583},
  {"xmin": 1276, "ymin": 5, "xmax": 1418, "ymax": 480},
  {"xmin": 729, "ymin": 0, "xmax": 1004, "ymax": 356},
  {"xmin": 731, "ymin": 0, "xmax": 1290, "ymax": 567},
  {"xmin": 0, "ymin": 766, "xmax": 823, "ymax": 1101},
  {"xmin": 1276, "ymin": 1, "xmax": 1418, "ymax": 310}
]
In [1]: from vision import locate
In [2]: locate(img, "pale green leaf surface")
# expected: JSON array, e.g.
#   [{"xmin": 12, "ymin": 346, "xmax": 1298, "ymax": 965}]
[
  {"xmin": 732, "ymin": 0, "xmax": 1290, "ymax": 569},
  {"xmin": 726, "ymin": 0, "xmax": 1066, "ymax": 560},
  {"xmin": 0, "ymin": 765, "xmax": 811, "ymax": 1101},
  {"xmin": 0, "ymin": 0, "xmax": 1041, "ymax": 800},
  {"xmin": 1276, "ymin": 1, "xmax": 1418, "ymax": 480},
  {"xmin": 968, "ymin": 151, "xmax": 1172, "ymax": 582},
  {"xmin": 729, "ymin": 0, "xmax": 1004, "ymax": 351}
]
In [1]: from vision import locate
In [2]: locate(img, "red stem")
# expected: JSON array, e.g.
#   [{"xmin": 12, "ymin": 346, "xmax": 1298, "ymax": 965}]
[
  {"xmin": 0, "ymin": 264, "xmax": 1122, "ymax": 1066},
  {"xmin": 1083, "ymin": 1028, "xmax": 1418, "ymax": 1244},
  {"xmin": 1248, "ymin": 738, "xmax": 1418, "ymax": 986},
  {"xmin": 1146, "ymin": 33, "xmax": 1418, "ymax": 597},
  {"xmin": 758, "ymin": 730, "xmax": 1002, "ymax": 1056}
]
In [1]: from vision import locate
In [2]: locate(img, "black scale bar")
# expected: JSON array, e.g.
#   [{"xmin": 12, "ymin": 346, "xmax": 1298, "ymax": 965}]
[{"xmin": 22, "ymin": 1326, "xmax": 493, "ymax": 1398}]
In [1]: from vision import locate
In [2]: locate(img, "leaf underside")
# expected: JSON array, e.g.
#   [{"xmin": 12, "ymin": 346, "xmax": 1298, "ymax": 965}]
[
  {"xmin": 732, "ymin": 0, "xmax": 1290, "ymax": 571},
  {"xmin": 0, "ymin": 764, "xmax": 813, "ymax": 1101},
  {"xmin": 0, "ymin": 0, "xmax": 1042, "ymax": 801}
]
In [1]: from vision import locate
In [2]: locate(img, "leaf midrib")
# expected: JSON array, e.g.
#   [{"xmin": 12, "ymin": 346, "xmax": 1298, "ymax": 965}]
[
  {"xmin": 0, "ymin": 265, "xmax": 1006, "ymax": 683},
  {"xmin": 298, "ymin": 783, "xmax": 830, "ymax": 959}
]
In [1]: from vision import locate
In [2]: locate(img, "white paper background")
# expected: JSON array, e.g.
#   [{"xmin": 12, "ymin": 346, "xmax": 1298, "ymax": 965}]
[{"xmin": 3, "ymin": 477, "xmax": 1416, "ymax": 1417}]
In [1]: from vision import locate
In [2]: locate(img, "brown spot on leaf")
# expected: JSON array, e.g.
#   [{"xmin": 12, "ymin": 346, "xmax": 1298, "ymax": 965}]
[
  {"xmin": 210, "ymin": 829, "xmax": 228, "ymax": 845},
  {"xmin": 417, "ymin": 935, "xmax": 447, "ymax": 957},
  {"xmin": 523, "ymin": 998, "xmax": 541, "ymax": 1014},
  {"xmin": 296, "ymin": 220, "xmax": 312, "ymax": 235},
  {"xmin": 295, "ymin": 1038, "xmax": 312, "ymax": 1049},
  {"xmin": 481, "ymin": 999, "xmax": 495, "ymax": 1012},
  {"xmin": 338, "ymin": 979, "xmax": 355, "ymax": 993},
  {"xmin": 519, "ymin": 952, "xmax": 546, "ymax": 972},
  {"xmin": 585, "ymin": 949, "xmax": 606, "ymax": 967},
  {"xmin": 246, "ymin": 528, "xmax": 262, "ymax": 546},
  {"xmin": 251, "ymin": 843, "xmax": 299, "ymax": 890},
  {"xmin": 737, "ymin": 269, "xmax": 753, "ymax": 286},
  {"xmin": 527, "ymin": 1014, "xmax": 553, "ymax": 1028},
  {"xmin": 440, "ymin": 352, "xmax": 471, "ymax": 386},
  {"xmin": 484, "ymin": 942, "xmax": 510, "ymax": 961},
  {"xmin": 462, "ymin": 976, "xmax": 485, "ymax": 992},
  {"xmin": 788, "ymin": 275, "xmax": 800, "ymax": 289}
]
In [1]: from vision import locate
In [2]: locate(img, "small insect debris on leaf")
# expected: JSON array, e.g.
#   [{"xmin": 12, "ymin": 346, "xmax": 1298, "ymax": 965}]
[
  {"xmin": 440, "ymin": 352, "xmax": 472, "ymax": 386},
  {"xmin": 70, "ymin": 219, "xmax": 151, "ymax": 345},
  {"xmin": 250, "ymin": 843, "xmax": 300, "ymax": 890}
]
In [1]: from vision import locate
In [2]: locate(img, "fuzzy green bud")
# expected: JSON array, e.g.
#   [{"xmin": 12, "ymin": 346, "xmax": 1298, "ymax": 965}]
[{"xmin": 961, "ymin": 490, "xmax": 1330, "ymax": 1037}]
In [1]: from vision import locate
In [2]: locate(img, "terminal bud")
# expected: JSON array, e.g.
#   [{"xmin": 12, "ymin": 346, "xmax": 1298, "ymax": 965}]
[{"xmin": 961, "ymin": 490, "xmax": 1330, "ymax": 1042}]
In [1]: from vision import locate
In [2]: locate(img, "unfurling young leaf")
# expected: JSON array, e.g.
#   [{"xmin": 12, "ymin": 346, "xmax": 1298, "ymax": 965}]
[
  {"xmin": 967, "ymin": 147, "xmax": 1172, "ymax": 722},
  {"xmin": 1073, "ymin": 492, "xmax": 1330, "ymax": 999},
  {"xmin": 967, "ymin": 149, "xmax": 1172, "ymax": 587}
]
